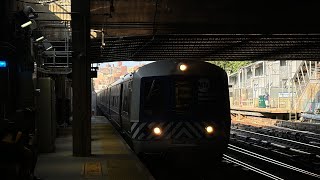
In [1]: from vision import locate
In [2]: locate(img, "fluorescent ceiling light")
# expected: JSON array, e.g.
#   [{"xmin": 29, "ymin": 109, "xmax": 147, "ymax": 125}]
[
  {"xmin": 46, "ymin": 46, "xmax": 53, "ymax": 51},
  {"xmin": 35, "ymin": 36, "xmax": 44, "ymax": 42},
  {"xmin": 21, "ymin": 20, "xmax": 32, "ymax": 28}
]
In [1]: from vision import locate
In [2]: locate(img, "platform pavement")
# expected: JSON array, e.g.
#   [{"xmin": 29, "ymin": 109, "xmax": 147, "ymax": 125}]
[
  {"xmin": 35, "ymin": 116, "xmax": 155, "ymax": 180},
  {"xmin": 231, "ymin": 106, "xmax": 291, "ymax": 113}
]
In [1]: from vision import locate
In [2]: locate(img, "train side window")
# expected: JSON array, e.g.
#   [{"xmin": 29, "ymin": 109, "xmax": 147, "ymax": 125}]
[
  {"xmin": 113, "ymin": 85, "xmax": 119, "ymax": 109},
  {"xmin": 128, "ymin": 81, "xmax": 131, "ymax": 90},
  {"xmin": 117, "ymin": 96, "xmax": 119, "ymax": 107},
  {"xmin": 104, "ymin": 90, "xmax": 109, "ymax": 105},
  {"xmin": 108, "ymin": 89, "xmax": 111, "ymax": 106},
  {"xmin": 106, "ymin": 89, "xmax": 109, "ymax": 106},
  {"xmin": 122, "ymin": 82, "xmax": 129, "ymax": 113}
]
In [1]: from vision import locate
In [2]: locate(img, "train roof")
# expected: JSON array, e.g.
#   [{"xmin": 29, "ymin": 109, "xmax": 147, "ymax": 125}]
[
  {"xmin": 134, "ymin": 60, "xmax": 224, "ymax": 77},
  {"xmin": 106, "ymin": 60, "xmax": 225, "ymax": 88},
  {"xmin": 109, "ymin": 72, "xmax": 134, "ymax": 87}
]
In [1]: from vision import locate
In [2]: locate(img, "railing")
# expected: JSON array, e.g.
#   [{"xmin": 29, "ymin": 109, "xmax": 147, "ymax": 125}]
[
  {"xmin": 292, "ymin": 61, "xmax": 309, "ymax": 97},
  {"xmin": 300, "ymin": 81, "xmax": 320, "ymax": 113},
  {"xmin": 230, "ymin": 97, "xmax": 292, "ymax": 109},
  {"xmin": 293, "ymin": 61, "xmax": 320, "ymax": 111}
]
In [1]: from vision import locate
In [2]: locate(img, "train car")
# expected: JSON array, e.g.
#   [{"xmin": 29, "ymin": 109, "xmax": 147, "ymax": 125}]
[{"xmin": 97, "ymin": 60, "xmax": 231, "ymax": 161}]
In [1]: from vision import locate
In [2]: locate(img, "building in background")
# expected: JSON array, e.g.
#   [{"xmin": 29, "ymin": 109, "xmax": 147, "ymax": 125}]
[
  {"xmin": 229, "ymin": 60, "xmax": 320, "ymax": 120},
  {"xmin": 93, "ymin": 61, "xmax": 148, "ymax": 92}
]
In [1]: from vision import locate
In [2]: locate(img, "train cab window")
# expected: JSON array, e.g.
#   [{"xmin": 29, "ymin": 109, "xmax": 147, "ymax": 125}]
[
  {"xmin": 174, "ymin": 77, "xmax": 216, "ymax": 118},
  {"xmin": 142, "ymin": 78, "xmax": 169, "ymax": 120},
  {"xmin": 175, "ymin": 80, "xmax": 194, "ymax": 114}
]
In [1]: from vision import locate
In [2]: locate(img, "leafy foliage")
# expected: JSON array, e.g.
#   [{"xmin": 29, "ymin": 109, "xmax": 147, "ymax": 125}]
[{"xmin": 208, "ymin": 61, "xmax": 252, "ymax": 74}]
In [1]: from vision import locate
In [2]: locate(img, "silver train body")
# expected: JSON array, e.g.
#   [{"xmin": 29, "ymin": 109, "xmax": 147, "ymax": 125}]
[{"xmin": 97, "ymin": 60, "xmax": 231, "ymax": 157}]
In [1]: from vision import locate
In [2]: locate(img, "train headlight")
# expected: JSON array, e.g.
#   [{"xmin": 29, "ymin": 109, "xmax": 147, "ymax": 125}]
[
  {"xmin": 206, "ymin": 126, "xmax": 214, "ymax": 134},
  {"xmin": 179, "ymin": 64, "xmax": 188, "ymax": 71},
  {"xmin": 153, "ymin": 127, "xmax": 162, "ymax": 135}
]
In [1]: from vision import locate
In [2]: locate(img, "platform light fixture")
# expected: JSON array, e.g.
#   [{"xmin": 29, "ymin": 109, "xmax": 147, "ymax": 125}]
[
  {"xmin": 35, "ymin": 36, "xmax": 44, "ymax": 42},
  {"xmin": 17, "ymin": 6, "xmax": 38, "ymax": 29},
  {"xmin": 42, "ymin": 39, "xmax": 53, "ymax": 51},
  {"xmin": 46, "ymin": 46, "xmax": 53, "ymax": 51},
  {"xmin": 23, "ymin": 6, "xmax": 38, "ymax": 19},
  {"xmin": 21, "ymin": 20, "xmax": 32, "ymax": 28}
]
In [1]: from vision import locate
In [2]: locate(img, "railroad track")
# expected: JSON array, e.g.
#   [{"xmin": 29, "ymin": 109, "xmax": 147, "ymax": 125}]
[
  {"xmin": 258, "ymin": 126, "xmax": 320, "ymax": 146},
  {"xmin": 141, "ymin": 121, "xmax": 320, "ymax": 179},
  {"xmin": 233, "ymin": 123, "xmax": 320, "ymax": 145},
  {"xmin": 140, "ymin": 143, "xmax": 320, "ymax": 180},
  {"xmin": 231, "ymin": 127, "xmax": 320, "ymax": 154},
  {"xmin": 226, "ymin": 144, "xmax": 320, "ymax": 179},
  {"xmin": 139, "ymin": 149, "xmax": 273, "ymax": 180},
  {"xmin": 222, "ymin": 154, "xmax": 284, "ymax": 180},
  {"xmin": 230, "ymin": 128, "xmax": 320, "ymax": 172}
]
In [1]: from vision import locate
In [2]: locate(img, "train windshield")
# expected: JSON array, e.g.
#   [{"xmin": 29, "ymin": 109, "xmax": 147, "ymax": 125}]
[
  {"xmin": 174, "ymin": 77, "xmax": 216, "ymax": 119},
  {"xmin": 174, "ymin": 80, "xmax": 194, "ymax": 114},
  {"xmin": 141, "ymin": 76, "xmax": 217, "ymax": 121},
  {"xmin": 142, "ymin": 77, "xmax": 170, "ymax": 120}
]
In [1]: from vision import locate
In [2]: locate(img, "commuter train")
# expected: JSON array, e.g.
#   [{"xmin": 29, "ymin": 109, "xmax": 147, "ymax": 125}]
[{"xmin": 97, "ymin": 60, "xmax": 231, "ymax": 160}]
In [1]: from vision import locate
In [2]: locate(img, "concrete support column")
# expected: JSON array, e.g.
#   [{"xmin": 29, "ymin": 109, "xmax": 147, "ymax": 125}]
[
  {"xmin": 71, "ymin": 0, "xmax": 91, "ymax": 156},
  {"xmin": 56, "ymin": 76, "xmax": 67, "ymax": 125}
]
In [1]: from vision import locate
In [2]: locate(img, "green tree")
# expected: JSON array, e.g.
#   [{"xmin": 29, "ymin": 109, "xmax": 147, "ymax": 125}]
[{"xmin": 208, "ymin": 61, "xmax": 252, "ymax": 74}]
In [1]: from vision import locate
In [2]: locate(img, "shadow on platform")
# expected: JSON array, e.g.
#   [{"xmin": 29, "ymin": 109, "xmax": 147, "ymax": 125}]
[{"xmin": 35, "ymin": 116, "xmax": 154, "ymax": 180}]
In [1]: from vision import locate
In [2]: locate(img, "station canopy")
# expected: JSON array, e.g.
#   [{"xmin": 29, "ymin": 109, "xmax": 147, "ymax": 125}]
[
  {"xmin": 29, "ymin": 0, "xmax": 320, "ymax": 63},
  {"xmin": 89, "ymin": 0, "xmax": 320, "ymax": 62}
]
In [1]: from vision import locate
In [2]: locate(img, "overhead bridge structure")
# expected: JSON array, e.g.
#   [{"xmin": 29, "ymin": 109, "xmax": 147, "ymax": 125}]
[
  {"xmin": 90, "ymin": 34, "xmax": 320, "ymax": 62},
  {"xmin": 87, "ymin": 0, "xmax": 320, "ymax": 62}
]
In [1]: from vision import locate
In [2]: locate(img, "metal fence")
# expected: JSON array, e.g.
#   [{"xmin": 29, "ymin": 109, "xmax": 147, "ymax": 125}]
[
  {"xmin": 230, "ymin": 83, "xmax": 320, "ymax": 114},
  {"xmin": 229, "ymin": 88, "xmax": 296, "ymax": 110}
]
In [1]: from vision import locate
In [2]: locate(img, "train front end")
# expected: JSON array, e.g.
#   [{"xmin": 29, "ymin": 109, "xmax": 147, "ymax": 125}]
[{"xmin": 130, "ymin": 60, "xmax": 231, "ymax": 158}]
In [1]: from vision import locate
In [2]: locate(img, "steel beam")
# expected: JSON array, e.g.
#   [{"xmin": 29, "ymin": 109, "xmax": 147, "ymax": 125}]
[{"xmin": 71, "ymin": 0, "xmax": 91, "ymax": 156}]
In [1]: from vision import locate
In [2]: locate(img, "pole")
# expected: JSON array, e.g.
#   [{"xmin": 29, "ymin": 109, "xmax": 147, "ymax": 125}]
[{"xmin": 71, "ymin": 0, "xmax": 91, "ymax": 156}]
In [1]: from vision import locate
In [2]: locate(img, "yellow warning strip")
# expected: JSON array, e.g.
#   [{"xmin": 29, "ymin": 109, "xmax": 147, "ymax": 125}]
[{"xmin": 82, "ymin": 162, "xmax": 102, "ymax": 177}]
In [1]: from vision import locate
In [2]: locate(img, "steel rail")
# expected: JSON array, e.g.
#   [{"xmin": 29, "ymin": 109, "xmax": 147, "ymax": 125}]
[
  {"xmin": 228, "ymin": 144, "xmax": 320, "ymax": 178},
  {"xmin": 232, "ymin": 128, "xmax": 320, "ymax": 150},
  {"xmin": 223, "ymin": 155, "xmax": 284, "ymax": 180}
]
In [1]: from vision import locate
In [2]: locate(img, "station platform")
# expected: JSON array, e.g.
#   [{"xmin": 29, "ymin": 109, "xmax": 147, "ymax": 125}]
[
  {"xmin": 230, "ymin": 106, "xmax": 294, "ymax": 120},
  {"xmin": 35, "ymin": 116, "xmax": 154, "ymax": 180},
  {"xmin": 231, "ymin": 106, "xmax": 291, "ymax": 114}
]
